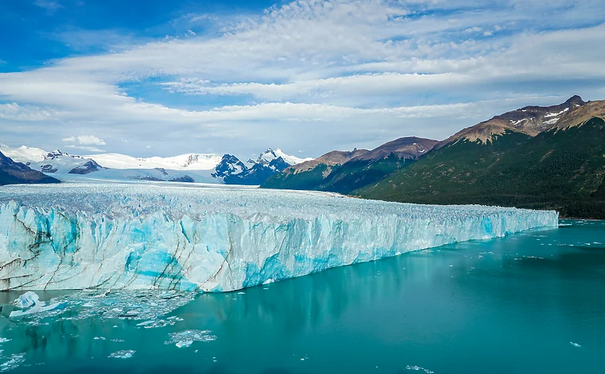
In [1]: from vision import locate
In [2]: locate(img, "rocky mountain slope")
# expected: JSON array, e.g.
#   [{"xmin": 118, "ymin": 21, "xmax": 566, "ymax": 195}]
[
  {"xmin": 262, "ymin": 149, "xmax": 369, "ymax": 190},
  {"xmin": 262, "ymin": 137, "xmax": 438, "ymax": 193},
  {"xmin": 357, "ymin": 96, "xmax": 605, "ymax": 218}
]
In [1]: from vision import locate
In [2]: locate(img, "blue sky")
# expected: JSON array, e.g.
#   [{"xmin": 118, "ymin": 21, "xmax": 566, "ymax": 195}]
[{"xmin": 1, "ymin": 0, "xmax": 604, "ymax": 158}]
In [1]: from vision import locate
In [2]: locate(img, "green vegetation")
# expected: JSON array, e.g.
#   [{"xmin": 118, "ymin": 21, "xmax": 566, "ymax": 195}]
[
  {"xmin": 319, "ymin": 154, "xmax": 414, "ymax": 194},
  {"xmin": 262, "ymin": 164, "xmax": 332, "ymax": 190},
  {"xmin": 262, "ymin": 154, "xmax": 415, "ymax": 194},
  {"xmin": 357, "ymin": 118, "xmax": 605, "ymax": 219}
]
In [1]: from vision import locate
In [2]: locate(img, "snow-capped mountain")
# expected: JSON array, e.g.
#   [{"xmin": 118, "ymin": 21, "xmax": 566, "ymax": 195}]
[
  {"xmin": 213, "ymin": 148, "xmax": 312, "ymax": 185},
  {"xmin": 0, "ymin": 150, "xmax": 60, "ymax": 185},
  {"xmin": 255, "ymin": 148, "xmax": 311, "ymax": 167},
  {"xmin": 0, "ymin": 145, "xmax": 308, "ymax": 185},
  {"xmin": 0, "ymin": 146, "xmax": 103, "ymax": 175}
]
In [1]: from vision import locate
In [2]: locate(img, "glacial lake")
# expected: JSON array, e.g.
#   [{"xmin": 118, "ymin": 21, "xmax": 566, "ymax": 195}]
[{"xmin": 1, "ymin": 219, "xmax": 604, "ymax": 373}]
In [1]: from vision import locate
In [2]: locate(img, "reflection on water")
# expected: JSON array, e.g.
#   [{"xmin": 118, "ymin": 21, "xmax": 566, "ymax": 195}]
[{"xmin": 1, "ymin": 220, "xmax": 605, "ymax": 373}]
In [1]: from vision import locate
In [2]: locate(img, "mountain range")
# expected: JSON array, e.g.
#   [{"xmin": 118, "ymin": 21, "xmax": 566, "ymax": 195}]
[
  {"xmin": 263, "ymin": 95, "xmax": 605, "ymax": 218},
  {"xmin": 263, "ymin": 137, "xmax": 438, "ymax": 193},
  {"xmin": 0, "ymin": 146, "xmax": 310, "ymax": 186},
  {"xmin": 4, "ymin": 95, "xmax": 605, "ymax": 218}
]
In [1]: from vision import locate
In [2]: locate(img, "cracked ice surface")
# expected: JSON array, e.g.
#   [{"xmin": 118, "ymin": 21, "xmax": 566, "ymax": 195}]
[{"xmin": 0, "ymin": 183, "xmax": 559, "ymax": 292}]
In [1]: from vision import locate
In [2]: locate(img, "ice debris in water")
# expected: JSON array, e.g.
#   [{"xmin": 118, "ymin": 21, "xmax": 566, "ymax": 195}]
[
  {"xmin": 405, "ymin": 365, "xmax": 435, "ymax": 373},
  {"xmin": 0, "ymin": 183, "xmax": 559, "ymax": 292},
  {"xmin": 0, "ymin": 353, "xmax": 25, "ymax": 372},
  {"xmin": 5, "ymin": 289, "xmax": 195, "ymax": 326},
  {"xmin": 165, "ymin": 330, "xmax": 216, "ymax": 348},
  {"xmin": 570, "ymin": 342, "xmax": 582, "ymax": 348},
  {"xmin": 136, "ymin": 315, "xmax": 184, "ymax": 329},
  {"xmin": 0, "ymin": 339, "xmax": 10, "ymax": 344},
  {"xmin": 108, "ymin": 350, "xmax": 135, "ymax": 359}
]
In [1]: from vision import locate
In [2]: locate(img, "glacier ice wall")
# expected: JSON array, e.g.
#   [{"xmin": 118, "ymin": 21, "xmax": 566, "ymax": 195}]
[{"xmin": 0, "ymin": 183, "xmax": 559, "ymax": 292}]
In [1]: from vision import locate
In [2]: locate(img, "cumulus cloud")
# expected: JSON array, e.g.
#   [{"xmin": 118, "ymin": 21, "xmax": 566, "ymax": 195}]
[
  {"xmin": 62, "ymin": 135, "xmax": 106, "ymax": 146},
  {"xmin": 0, "ymin": 0, "xmax": 604, "ymax": 157}
]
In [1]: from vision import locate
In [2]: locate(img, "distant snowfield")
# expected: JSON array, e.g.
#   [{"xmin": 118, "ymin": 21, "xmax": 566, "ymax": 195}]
[
  {"xmin": 84, "ymin": 153, "xmax": 222, "ymax": 170},
  {"xmin": 0, "ymin": 182, "xmax": 558, "ymax": 292}
]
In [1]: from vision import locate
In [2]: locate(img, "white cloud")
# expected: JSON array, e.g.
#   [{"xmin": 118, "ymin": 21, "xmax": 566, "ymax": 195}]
[
  {"xmin": 1, "ymin": 0, "xmax": 604, "ymax": 157},
  {"xmin": 34, "ymin": 0, "xmax": 63, "ymax": 13},
  {"xmin": 0, "ymin": 103, "xmax": 62, "ymax": 121},
  {"xmin": 62, "ymin": 135, "xmax": 106, "ymax": 146}
]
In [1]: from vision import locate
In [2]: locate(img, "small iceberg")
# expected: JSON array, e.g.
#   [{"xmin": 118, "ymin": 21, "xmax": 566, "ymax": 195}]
[
  {"xmin": 13, "ymin": 292, "xmax": 39, "ymax": 309},
  {"xmin": 9, "ymin": 292, "xmax": 67, "ymax": 319}
]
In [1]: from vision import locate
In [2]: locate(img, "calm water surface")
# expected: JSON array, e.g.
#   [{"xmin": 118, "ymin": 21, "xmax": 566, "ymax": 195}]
[{"xmin": 1, "ymin": 219, "xmax": 604, "ymax": 374}]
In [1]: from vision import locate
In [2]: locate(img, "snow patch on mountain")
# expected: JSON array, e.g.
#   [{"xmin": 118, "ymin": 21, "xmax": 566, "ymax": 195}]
[{"xmin": 544, "ymin": 108, "xmax": 569, "ymax": 118}]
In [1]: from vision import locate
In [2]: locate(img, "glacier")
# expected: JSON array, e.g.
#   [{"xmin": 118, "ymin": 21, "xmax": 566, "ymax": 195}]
[{"xmin": 0, "ymin": 183, "xmax": 558, "ymax": 292}]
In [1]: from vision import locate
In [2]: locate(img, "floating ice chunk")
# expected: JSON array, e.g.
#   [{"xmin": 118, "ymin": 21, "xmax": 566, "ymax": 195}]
[
  {"xmin": 13, "ymin": 292, "xmax": 40, "ymax": 309},
  {"xmin": 136, "ymin": 321, "xmax": 155, "ymax": 327},
  {"xmin": 165, "ymin": 330, "xmax": 216, "ymax": 348},
  {"xmin": 0, "ymin": 339, "xmax": 10, "ymax": 344},
  {"xmin": 108, "ymin": 350, "xmax": 135, "ymax": 359},
  {"xmin": 175, "ymin": 340, "xmax": 193, "ymax": 348},
  {"xmin": 570, "ymin": 342, "xmax": 582, "ymax": 348}
]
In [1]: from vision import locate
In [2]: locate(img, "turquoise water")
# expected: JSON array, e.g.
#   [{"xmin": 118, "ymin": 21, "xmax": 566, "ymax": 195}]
[{"xmin": 1, "ymin": 220, "xmax": 604, "ymax": 373}]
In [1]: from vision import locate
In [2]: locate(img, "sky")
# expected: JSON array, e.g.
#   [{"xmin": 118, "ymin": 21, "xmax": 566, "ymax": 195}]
[{"xmin": 1, "ymin": 0, "xmax": 604, "ymax": 159}]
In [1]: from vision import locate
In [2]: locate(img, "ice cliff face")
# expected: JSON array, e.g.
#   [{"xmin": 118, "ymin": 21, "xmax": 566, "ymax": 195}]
[{"xmin": 0, "ymin": 183, "xmax": 559, "ymax": 292}]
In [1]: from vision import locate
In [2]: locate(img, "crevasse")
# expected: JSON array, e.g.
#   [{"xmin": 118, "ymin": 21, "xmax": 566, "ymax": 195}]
[{"xmin": 0, "ymin": 183, "xmax": 559, "ymax": 292}]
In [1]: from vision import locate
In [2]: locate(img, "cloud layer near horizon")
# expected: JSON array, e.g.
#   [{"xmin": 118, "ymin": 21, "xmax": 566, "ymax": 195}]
[{"xmin": 1, "ymin": 0, "xmax": 604, "ymax": 158}]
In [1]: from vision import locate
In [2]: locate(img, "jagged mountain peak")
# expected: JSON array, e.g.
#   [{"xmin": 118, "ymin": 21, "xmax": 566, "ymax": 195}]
[
  {"xmin": 564, "ymin": 95, "xmax": 585, "ymax": 106},
  {"xmin": 253, "ymin": 148, "xmax": 310, "ymax": 166}
]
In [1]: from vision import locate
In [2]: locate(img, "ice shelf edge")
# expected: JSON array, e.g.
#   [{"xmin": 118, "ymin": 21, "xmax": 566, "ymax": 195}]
[{"xmin": 0, "ymin": 184, "xmax": 559, "ymax": 292}]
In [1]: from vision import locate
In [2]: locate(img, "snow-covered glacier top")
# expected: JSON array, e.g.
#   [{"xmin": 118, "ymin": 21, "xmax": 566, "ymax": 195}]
[{"xmin": 0, "ymin": 183, "xmax": 558, "ymax": 292}]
